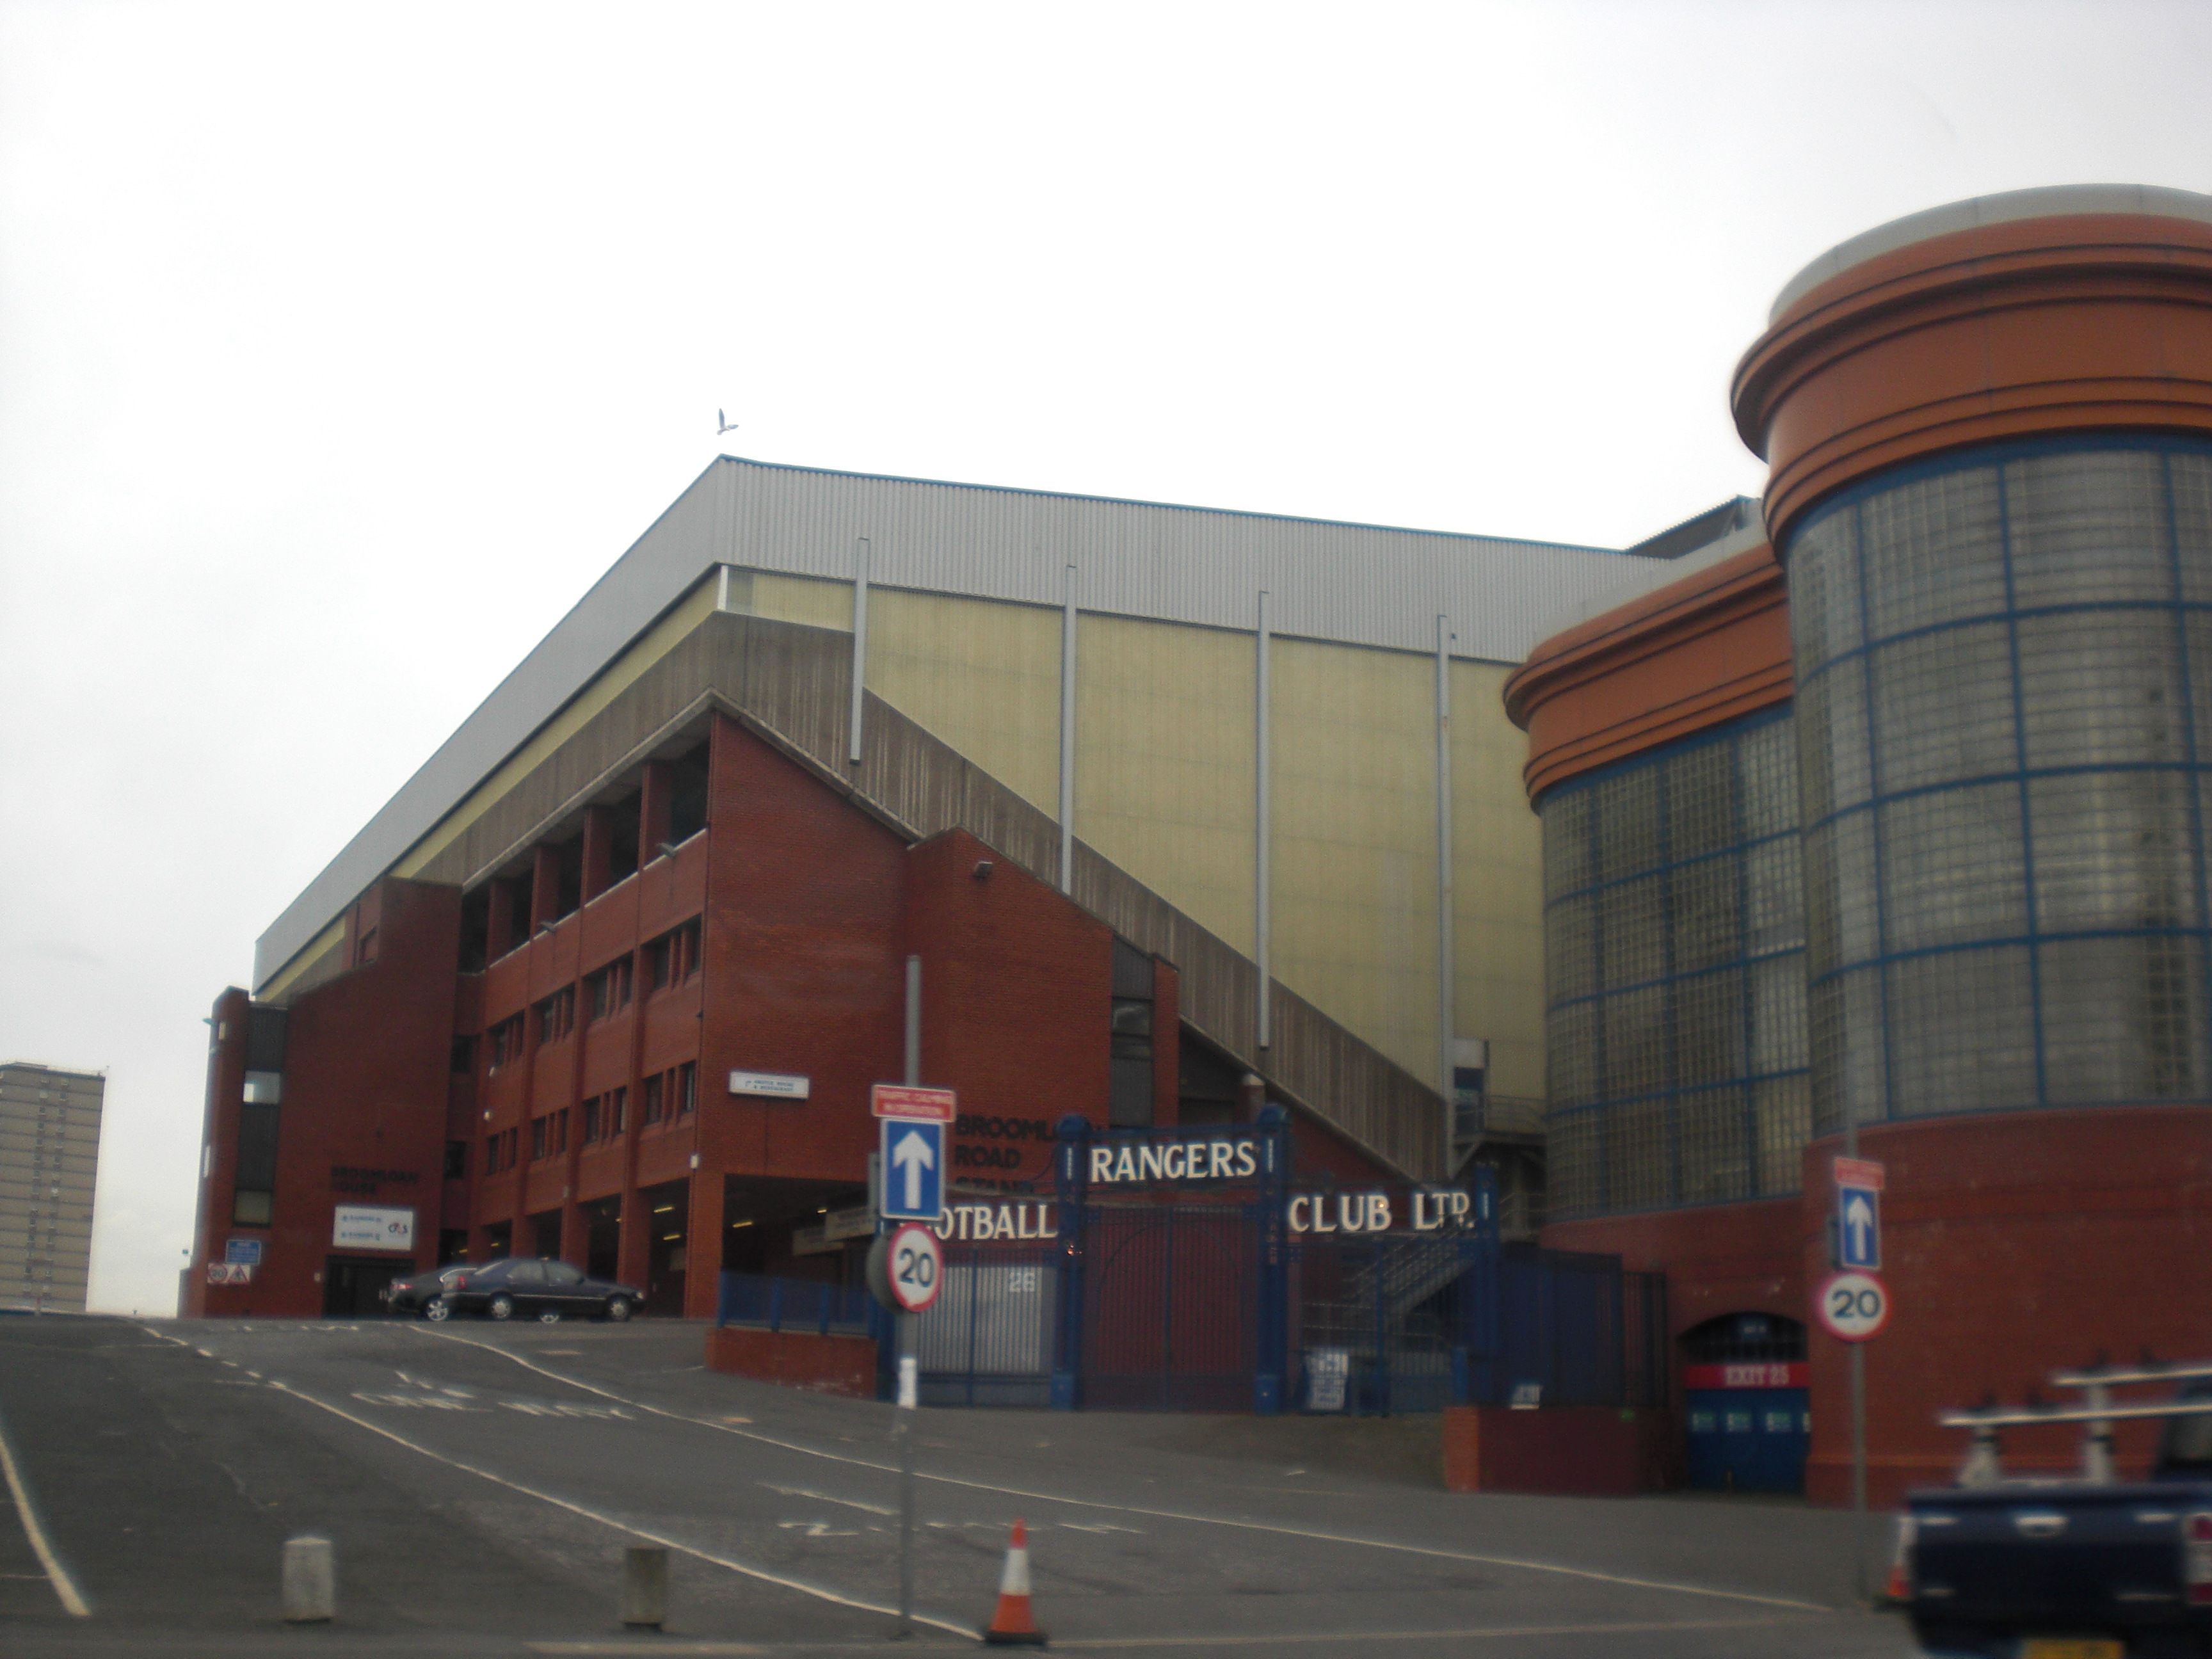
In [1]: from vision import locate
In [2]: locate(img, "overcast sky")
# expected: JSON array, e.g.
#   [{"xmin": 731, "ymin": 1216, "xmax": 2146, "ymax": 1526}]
[{"xmin": 3, "ymin": 1, "xmax": 2206, "ymax": 1315}]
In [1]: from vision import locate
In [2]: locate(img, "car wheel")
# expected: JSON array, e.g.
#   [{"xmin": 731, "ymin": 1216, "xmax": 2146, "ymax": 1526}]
[
  {"xmin": 424, "ymin": 1297, "xmax": 451, "ymax": 1322},
  {"xmin": 488, "ymin": 1293, "xmax": 516, "ymax": 1322},
  {"xmin": 605, "ymin": 1297, "xmax": 634, "ymax": 1323},
  {"xmin": 538, "ymin": 1310, "xmax": 561, "ymax": 1324}
]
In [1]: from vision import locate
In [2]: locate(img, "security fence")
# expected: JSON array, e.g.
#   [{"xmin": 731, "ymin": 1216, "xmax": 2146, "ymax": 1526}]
[{"xmin": 718, "ymin": 1112, "xmax": 1666, "ymax": 1415}]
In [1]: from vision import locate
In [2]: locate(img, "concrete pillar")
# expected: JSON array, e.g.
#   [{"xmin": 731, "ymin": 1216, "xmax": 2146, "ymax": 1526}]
[{"xmin": 682, "ymin": 1165, "xmax": 725, "ymax": 1320}]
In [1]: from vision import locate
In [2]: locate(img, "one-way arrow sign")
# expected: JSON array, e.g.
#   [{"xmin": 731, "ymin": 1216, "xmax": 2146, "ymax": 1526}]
[
  {"xmin": 1835, "ymin": 1182, "xmax": 1881, "ymax": 1270},
  {"xmin": 880, "ymin": 1119, "xmax": 943, "ymax": 1221}
]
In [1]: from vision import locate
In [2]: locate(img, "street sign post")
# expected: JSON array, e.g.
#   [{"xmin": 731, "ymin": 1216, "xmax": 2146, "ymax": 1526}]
[
  {"xmin": 879, "ymin": 1119, "xmax": 943, "ymax": 1222},
  {"xmin": 1816, "ymin": 1270, "xmax": 1892, "ymax": 1343}
]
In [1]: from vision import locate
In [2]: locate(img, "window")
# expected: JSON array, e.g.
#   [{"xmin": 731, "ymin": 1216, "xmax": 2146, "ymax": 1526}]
[
  {"xmin": 485, "ymin": 1133, "xmax": 502, "ymax": 1174},
  {"xmin": 535, "ymin": 988, "xmax": 575, "ymax": 1046},
  {"xmin": 677, "ymin": 1061, "xmax": 697, "ymax": 1116},
  {"xmin": 582, "ymin": 1096, "xmax": 601, "ymax": 1143},
  {"xmin": 645, "ymin": 919, "xmax": 703, "ymax": 991},
  {"xmin": 544, "ymin": 1261, "xmax": 584, "ymax": 1287},
  {"xmin": 488, "ymin": 1016, "xmax": 527, "ymax": 1071},
  {"xmin": 356, "ymin": 926, "xmax": 377, "ymax": 964},
  {"xmin": 449, "ymin": 1036, "xmax": 475, "ymax": 1075},
  {"xmin": 444, "ymin": 1139, "xmax": 468, "ymax": 1179},
  {"xmin": 643, "ymin": 1073, "xmax": 664, "ymax": 1125},
  {"xmin": 553, "ymin": 1108, "xmax": 567, "ymax": 1155},
  {"xmin": 531, "ymin": 1116, "xmax": 549, "ymax": 1160},
  {"xmin": 1109, "ymin": 940, "xmax": 1155, "ymax": 1128},
  {"xmin": 608, "ymin": 1086, "xmax": 627, "ymax": 1135},
  {"xmin": 587, "ymin": 958, "xmax": 633, "ymax": 1020}
]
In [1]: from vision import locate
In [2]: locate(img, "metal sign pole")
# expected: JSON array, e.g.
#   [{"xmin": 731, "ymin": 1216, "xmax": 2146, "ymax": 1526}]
[
  {"xmin": 1843, "ymin": 1111, "xmax": 1868, "ymax": 1596},
  {"xmin": 896, "ymin": 1322, "xmax": 915, "ymax": 1638}
]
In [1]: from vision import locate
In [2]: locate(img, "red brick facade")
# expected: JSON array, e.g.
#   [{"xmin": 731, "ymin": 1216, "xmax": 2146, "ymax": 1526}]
[{"xmin": 191, "ymin": 711, "xmax": 1388, "ymax": 1322}]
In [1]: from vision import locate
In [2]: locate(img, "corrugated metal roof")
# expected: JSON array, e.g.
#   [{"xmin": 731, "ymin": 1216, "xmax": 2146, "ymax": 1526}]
[{"xmin": 252, "ymin": 456, "xmax": 1660, "ymax": 990}]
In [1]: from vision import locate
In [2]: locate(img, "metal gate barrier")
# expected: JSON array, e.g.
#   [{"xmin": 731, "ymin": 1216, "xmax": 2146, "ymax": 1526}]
[{"xmin": 806, "ymin": 1107, "xmax": 1665, "ymax": 1413}]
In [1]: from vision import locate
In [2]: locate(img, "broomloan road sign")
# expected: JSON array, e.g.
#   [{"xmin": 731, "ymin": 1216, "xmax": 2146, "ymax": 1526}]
[{"xmin": 880, "ymin": 1119, "xmax": 943, "ymax": 1221}]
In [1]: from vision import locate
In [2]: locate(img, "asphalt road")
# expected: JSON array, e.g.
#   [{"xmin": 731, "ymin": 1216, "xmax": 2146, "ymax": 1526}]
[{"xmin": 0, "ymin": 1314, "xmax": 1919, "ymax": 1657}]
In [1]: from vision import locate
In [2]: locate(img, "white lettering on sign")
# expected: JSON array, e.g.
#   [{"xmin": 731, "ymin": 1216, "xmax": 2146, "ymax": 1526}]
[
  {"xmin": 933, "ymin": 1202, "xmax": 1057, "ymax": 1242},
  {"xmin": 1088, "ymin": 1139, "xmax": 1256, "ymax": 1183},
  {"xmin": 729, "ymin": 1070, "xmax": 810, "ymax": 1100},
  {"xmin": 1722, "ymin": 1363, "xmax": 1795, "ymax": 1388},
  {"xmin": 1286, "ymin": 1193, "xmax": 1395, "ymax": 1233},
  {"xmin": 1286, "ymin": 1189, "xmax": 1471, "ymax": 1233}
]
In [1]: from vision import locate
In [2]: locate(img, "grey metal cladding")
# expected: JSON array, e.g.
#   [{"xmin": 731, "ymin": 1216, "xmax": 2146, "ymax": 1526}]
[
  {"xmin": 723, "ymin": 456, "xmax": 1638, "ymax": 660},
  {"xmin": 254, "ymin": 456, "xmax": 1653, "ymax": 991}
]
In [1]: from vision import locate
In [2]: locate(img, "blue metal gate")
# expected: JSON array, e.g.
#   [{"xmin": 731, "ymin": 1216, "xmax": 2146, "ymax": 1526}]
[{"xmin": 717, "ymin": 1107, "xmax": 1667, "ymax": 1414}]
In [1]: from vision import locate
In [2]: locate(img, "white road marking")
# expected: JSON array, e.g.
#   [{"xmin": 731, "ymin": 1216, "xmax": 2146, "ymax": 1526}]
[
  {"xmin": 762, "ymin": 1484, "xmax": 896, "ymax": 1516},
  {"xmin": 1052, "ymin": 1618, "xmax": 1813, "ymax": 1648},
  {"xmin": 264, "ymin": 1380, "xmax": 977, "ymax": 1640},
  {"xmin": 412, "ymin": 1327, "xmax": 1835, "ymax": 1615},
  {"xmin": 0, "ymin": 1401, "xmax": 90, "ymax": 1616},
  {"xmin": 777, "ymin": 1520, "xmax": 860, "ymax": 1538}
]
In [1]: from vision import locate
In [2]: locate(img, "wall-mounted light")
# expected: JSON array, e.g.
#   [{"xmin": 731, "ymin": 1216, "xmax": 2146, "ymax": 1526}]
[
  {"xmin": 973, "ymin": 860, "xmax": 995, "ymax": 879},
  {"xmin": 656, "ymin": 842, "xmax": 680, "ymax": 860}
]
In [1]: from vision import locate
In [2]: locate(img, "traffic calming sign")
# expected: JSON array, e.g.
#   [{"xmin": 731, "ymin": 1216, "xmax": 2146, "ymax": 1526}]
[
  {"xmin": 1815, "ymin": 1270, "xmax": 1891, "ymax": 1343},
  {"xmin": 879, "ymin": 1119, "xmax": 943, "ymax": 1221},
  {"xmin": 872, "ymin": 1084, "xmax": 956, "ymax": 1122}
]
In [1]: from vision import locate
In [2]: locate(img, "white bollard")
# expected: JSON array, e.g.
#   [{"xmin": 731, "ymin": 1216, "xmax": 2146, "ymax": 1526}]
[
  {"xmin": 282, "ymin": 1535, "xmax": 335, "ymax": 1623},
  {"xmin": 620, "ymin": 1546, "xmax": 668, "ymax": 1629}
]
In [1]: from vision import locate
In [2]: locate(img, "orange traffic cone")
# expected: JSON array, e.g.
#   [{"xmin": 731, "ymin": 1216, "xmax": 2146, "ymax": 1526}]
[{"xmin": 983, "ymin": 1518, "xmax": 1047, "ymax": 1646}]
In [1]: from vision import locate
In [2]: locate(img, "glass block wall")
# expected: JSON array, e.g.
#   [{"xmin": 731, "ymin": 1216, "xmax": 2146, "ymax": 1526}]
[
  {"xmin": 1543, "ymin": 711, "xmax": 1811, "ymax": 1219},
  {"xmin": 1788, "ymin": 437, "xmax": 2212, "ymax": 1135}
]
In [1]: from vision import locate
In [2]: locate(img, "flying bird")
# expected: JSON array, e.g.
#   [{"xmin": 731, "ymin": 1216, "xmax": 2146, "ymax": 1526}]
[{"xmin": 717, "ymin": 410, "xmax": 739, "ymax": 435}]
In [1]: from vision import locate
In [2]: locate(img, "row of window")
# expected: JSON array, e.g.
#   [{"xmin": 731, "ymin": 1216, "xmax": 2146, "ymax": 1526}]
[
  {"xmin": 484, "ymin": 918, "xmax": 704, "ymax": 1075},
  {"xmin": 473, "ymin": 1065, "xmax": 700, "ymax": 1178}
]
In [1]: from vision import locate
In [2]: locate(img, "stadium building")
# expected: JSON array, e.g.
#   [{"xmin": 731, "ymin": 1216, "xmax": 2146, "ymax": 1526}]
[
  {"xmin": 188, "ymin": 463, "xmax": 1692, "ymax": 1324},
  {"xmin": 1510, "ymin": 184, "xmax": 2212, "ymax": 1502},
  {"xmin": 191, "ymin": 183, "xmax": 2212, "ymax": 1505}
]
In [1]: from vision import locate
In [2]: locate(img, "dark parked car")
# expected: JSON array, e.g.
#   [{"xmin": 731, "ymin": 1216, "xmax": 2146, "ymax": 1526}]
[
  {"xmin": 382, "ymin": 1264, "xmax": 474, "ymax": 1317},
  {"xmin": 387, "ymin": 1258, "xmax": 643, "ymax": 1324}
]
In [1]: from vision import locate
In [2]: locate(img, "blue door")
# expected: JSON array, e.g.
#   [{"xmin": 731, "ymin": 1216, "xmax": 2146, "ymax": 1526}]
[{"xmin": 1685, "ymin": 1386, "xmax": 1807, "ymax": 1493}]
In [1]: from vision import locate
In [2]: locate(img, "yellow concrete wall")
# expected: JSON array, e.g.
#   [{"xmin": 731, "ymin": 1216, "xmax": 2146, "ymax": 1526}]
[
  {"xmin": 744, "ymin": 571, "xmax": 852, "ymax": 632},
  {"xmin": 866, "ymin": 590, "xmax": 1061, "ymax": 815},
  {"xmin": 1075, "ymin": 615, "xmax": 1257, "ymax": 956},
  {"xmin": 1452, "ymin": 659, "xmax": 1548, "ymax": 1099},
  {"xmin": 1270, "ymin": 640, "xmax": 1439, "ymax": 1084}
]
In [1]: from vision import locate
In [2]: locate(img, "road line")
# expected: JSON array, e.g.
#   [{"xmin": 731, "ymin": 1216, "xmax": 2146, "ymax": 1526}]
[
  {"xmin": 264, "ymin": 1379, "xmax": 977, "ymax": 1640},
  {"xmin": 1052, "ymin": 1617, "xmax": 1809, "ymax": 1648},
  {"xmin": 0, "ymin": 1398, "xmax": 91, "ymax": 1615},
  {"xmin": 411, "ymin": 1328, "xmax": 1836, "ymax": 1614},
  {"xmin": 764, "ymin": 1483, "xmax": 898, "ymax": 1516}
]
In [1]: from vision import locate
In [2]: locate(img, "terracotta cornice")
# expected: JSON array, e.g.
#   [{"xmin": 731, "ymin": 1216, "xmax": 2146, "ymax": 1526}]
[
  {"xmin": 1733, "ymin": 212, "xmax": 2212, "ymax": 550},
  {"xmin": 1505, "ymin": 543, "xmax": 1790, "ymax": 804}
]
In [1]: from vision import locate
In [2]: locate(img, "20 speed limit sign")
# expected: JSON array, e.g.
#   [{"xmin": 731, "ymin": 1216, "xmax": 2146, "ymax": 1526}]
[
  {"xmin": 1815, "ymin": 1270, "xmax": 1891, "ymax": 1342},
  {"xmin": 884, "ymin": 1222, "xmax": 943, "ymax": 1315}
]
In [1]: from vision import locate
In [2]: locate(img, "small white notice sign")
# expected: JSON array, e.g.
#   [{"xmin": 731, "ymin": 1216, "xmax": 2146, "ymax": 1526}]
[
  {"xmin": 1306, "ymin": 1348, "xmax": 1350, "ymax": 1411},
  {"xmin": 332, "ymin": 1205, "xmax": 415, "ymax": 1252},
  {"xmin": 729, "ymin": 1070, "xmax": 810, "ymax": 1100}
]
